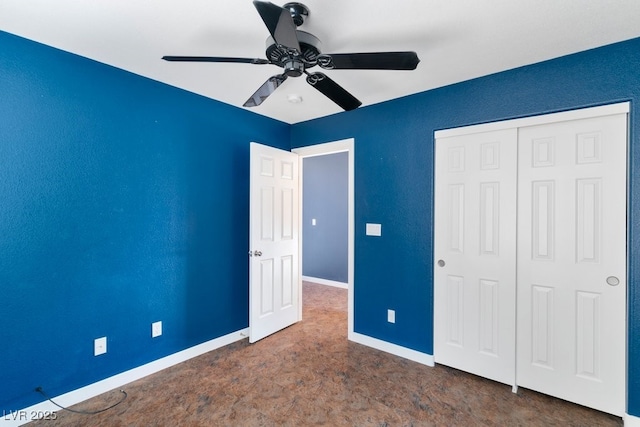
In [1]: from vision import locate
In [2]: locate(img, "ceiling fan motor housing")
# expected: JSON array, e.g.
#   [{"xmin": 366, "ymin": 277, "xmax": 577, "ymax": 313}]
[{"xmin": 265, "ymin": 30, "xmax": 322, "ymax": 75}]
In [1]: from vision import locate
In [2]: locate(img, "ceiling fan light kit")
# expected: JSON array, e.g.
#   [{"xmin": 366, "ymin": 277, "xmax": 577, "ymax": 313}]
[{"xmin": 162, "ymin": 1, "xmax": 420, "ymax": 111}]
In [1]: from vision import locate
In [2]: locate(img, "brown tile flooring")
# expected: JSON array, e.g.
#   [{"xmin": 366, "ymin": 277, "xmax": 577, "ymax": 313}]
[{"xmin": 31, "ymin": 282, "xmax": 622, "ymax": 426}]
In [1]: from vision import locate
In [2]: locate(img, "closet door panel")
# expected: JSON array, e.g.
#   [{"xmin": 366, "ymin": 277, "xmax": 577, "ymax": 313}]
[
  {"xmin": 434, "ymin": 128, "xmax": 518, "ymax": 386},
  {"xmin": 516, "ymin": 113, "xmax": 627, "ymax": 416}
]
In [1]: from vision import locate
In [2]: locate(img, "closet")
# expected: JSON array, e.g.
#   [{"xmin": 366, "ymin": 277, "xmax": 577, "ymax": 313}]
[{"xmin": 433, "ymin": 103, "xmax": 628, "ymax": 416}]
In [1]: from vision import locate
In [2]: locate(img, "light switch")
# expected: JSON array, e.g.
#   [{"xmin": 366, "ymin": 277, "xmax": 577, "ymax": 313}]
[
  {"xmin": 94, "ymin": 337, "xmax": 107, "ymax": 356},
  {"xmin": 312, "ymin": 218, "xmax": 316, "ymax": 226},
  {"xmin": 387, "ymin": 309, "xmax": 396, "ymax": 323},
  {"xmin": 152, "ymin": 321, "xmax": 162, "ymax": 338},
  {"xmin": 366, "ymin": 223, "xmax": 382, "ymax": 236}
]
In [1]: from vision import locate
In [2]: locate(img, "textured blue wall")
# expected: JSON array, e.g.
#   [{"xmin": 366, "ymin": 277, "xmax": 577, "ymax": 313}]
[
  {"xmin": 3, "ymin": 26, "xmax": 640, "ymax": 416},
  {"xmin": 302, "ymin": 152, "xmax": 348, "ymax": 282},
  {"xmin": 0, "ymin": 31, "xmax": 289, "ymax": 410},
  {"xmin": 291, "ymin": 37, "xmax": 640, "ymax": 415}
]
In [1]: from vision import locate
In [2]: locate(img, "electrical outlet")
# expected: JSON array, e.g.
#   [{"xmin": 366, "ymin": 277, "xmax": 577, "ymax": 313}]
[
  {"xmin": 94, "ymin": 337, "xmax": 107, "ymax": 356},
  {"xmin": 152, "ymin": 321, "xmax": 162, "ymax": 338},
  {"xmin": 387, "ymin": 309, "xmax": 396, "ymax": 324}
]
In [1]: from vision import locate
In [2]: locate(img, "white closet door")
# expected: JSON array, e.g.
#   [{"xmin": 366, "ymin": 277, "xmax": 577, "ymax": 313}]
[
  {"xmin": 434, "ymin": 128, "xmax": 518, "ymax": 386},
  {"xmin": 516, "ymin": 113, "xmax": 627, "ymax": 416}
]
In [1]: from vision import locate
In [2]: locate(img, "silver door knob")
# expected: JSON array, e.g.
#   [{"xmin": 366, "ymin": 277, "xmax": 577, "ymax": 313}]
[
  {"xmin": 606, "ymin": 276, "xmax": 620, "ymax": 286},
  {"xmin": 254, "ymin": 250, "xmax": 263, "ymax": 257},
  {"xmin": 437, "ymin": 259, "xmax": 446, "ymax": 267}
]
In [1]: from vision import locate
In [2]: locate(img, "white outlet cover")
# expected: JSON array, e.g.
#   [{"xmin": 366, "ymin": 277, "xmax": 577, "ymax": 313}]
[
  {"xmin": 387, "ymin": 309, "xmax": 396, "ymax": 323},
  {"xmin": 152, "ymin": 321, "xmax": 162, "ymax": 338},
  {"xmin": 312, "ymin": 218, "xmax": 316, "ymax": 226},
  {"xmin": 94, "ymin": 337, "xmax": 107, "ymax": 356}
]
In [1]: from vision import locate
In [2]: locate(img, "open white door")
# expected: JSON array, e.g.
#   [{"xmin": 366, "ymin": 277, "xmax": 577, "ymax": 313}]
[{"xmin": 249, "ymin": 142, "xmax": 300, "ymax": 343}]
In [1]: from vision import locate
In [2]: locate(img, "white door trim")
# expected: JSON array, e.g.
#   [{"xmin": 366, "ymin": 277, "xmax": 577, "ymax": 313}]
[
  {"xmin": 435, "ymin": 102, "xmax": 630, "ymax": 139},
  {"xmin": 293, "ymin": 138, "xmax": 355, "ymax": 338}
]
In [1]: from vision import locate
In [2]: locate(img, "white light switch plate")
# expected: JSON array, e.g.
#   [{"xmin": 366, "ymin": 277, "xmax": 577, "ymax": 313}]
[
  {"xmin": 152, "ymin": 321, "xmax": 162, "ymax": 338},
  {"xmin": 94, "ymin": 337, "xmax": 107, "ymax": 356},
  {"xmin": 366, "ymin": 223, "xmax": 382, "ymax": 236},
  {"xmin": 387, "ymin": 309, "xmax": 396, "ymax": 323}
]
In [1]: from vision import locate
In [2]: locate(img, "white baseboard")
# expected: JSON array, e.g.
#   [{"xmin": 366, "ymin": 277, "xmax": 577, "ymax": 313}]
[
  {"xmin": 625, "ymin": 413, "xmax": 640, "ymax": 426},
  {"xmin": 302, "ymin": 275, "xmax": 348, "ymax": 289},
  {"xmin": 1, "ymin": 328, "xmax": 249, "ymax": 427},
  {"xmin": 349, "ymin": 331, "xmax": 435, "ymax": 367}
]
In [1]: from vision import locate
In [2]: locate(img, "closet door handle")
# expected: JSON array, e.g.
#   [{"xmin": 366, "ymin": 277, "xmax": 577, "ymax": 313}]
[
  {"xmin": 606, "ymin": 276, "xmax": 620, "ymax": 286},
  {"xmin": 437, "ymin": 259, "xmax": 446, "ymax": 267}
]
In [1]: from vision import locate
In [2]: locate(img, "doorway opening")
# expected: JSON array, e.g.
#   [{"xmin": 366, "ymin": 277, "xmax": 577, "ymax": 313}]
[{"xmin": 294, "ymin": 138, "xmax": 354, "ymax": 337}]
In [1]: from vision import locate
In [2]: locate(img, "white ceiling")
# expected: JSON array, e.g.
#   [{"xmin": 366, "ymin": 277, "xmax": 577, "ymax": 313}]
[{"xmin": 2, "ymin": 1, "xmax": 640, "ymax": 124}]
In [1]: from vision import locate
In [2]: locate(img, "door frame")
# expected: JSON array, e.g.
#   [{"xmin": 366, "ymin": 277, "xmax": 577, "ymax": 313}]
[
  {"xmin": 293, "ymin": 138, "xmax": 355, "ymax": 337},
  {"xmin": 434, "ymin": 103, "xmax": 629, "ymax": 139}
]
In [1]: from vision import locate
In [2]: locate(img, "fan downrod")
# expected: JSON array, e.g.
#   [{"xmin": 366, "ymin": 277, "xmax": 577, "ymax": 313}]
[{"xmin": 283, "ymin": 2, "xmax": 309, "ymax": 27}]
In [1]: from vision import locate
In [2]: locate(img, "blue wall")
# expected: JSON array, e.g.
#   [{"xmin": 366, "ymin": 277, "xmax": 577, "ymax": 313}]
[
  {"xmin": 291, "ymin": 37, "xmax": 640, "ymax": 415},
  {"xmin": 3, "ymin": 27, "xmax": 640, "ymax": 417},
  {"xmin": 302, "ymin": 152, "xmax": 348, "ymax": 282},
  {"xmin": 0, "ymin": 31, "xmax": 289, "ymax": 410}
]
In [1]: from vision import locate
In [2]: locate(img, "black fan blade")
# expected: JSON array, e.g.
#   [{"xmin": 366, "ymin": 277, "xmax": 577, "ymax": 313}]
[
  {"xmin": 162, "ymin": 56, "xmax": 269, "ymax": 65},
  {"xmin": 253, "ymin": 1, "xmax": 300, "ymax": 52},
  {"xmin": 306, "ymin": 72, "xmax": 362, "ymax": 111},
  {"xmin": 243, "ymin": 74, "xmax": 288, "ymax": 107},
  {"xmin": 317, "ymin": 52, "xmax": 420, "ymax": 70}
]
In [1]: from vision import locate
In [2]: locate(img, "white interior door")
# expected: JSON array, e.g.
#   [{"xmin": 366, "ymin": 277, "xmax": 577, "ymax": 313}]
[
  {"xmin": 516, "ymin": 113, "xmax": 627, "ymax": 416},
  {"xmin": 434, "ymin": 128, "xmax": 518, "ymax": 386},
  {"xmin": 249, "ymin": 142, "xmax": 299, "ymax": 343}
]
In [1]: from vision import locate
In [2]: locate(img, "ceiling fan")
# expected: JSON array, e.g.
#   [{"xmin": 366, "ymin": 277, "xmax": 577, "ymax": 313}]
[{"xmin": 162, "ymin": 1, "xmax": 420, "ymax": 111}]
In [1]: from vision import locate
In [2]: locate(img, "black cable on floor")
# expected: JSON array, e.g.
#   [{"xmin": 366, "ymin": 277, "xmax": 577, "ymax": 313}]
[{"xmin": 35, "ymin": 386, "xmax": 127, "ymax": 415}]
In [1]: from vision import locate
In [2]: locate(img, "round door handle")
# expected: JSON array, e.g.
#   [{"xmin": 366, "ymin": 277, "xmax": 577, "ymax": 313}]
[
  {"xmin": 437, "ymin": 259, "xmax": 446, "ymax": 267},
  {"xmin": 254, "ymin": 250, "xmax": 263, "ymax": 257},
  {"xmin": 606, "ymin": 276, "xmax": 620, "ymax": 286}
]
